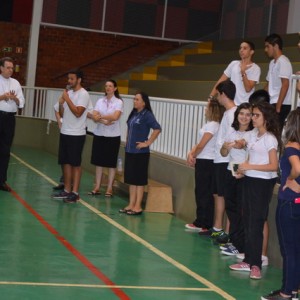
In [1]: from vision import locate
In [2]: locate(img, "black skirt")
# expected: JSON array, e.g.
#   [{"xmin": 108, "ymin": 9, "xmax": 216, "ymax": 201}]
[
  {"xmin": 91, "ymin": 135, "xmax": 120, "ymax": 168},
  {"xmin": 124, "ymin": 152, "xmax": 150, "ymax": 186}
]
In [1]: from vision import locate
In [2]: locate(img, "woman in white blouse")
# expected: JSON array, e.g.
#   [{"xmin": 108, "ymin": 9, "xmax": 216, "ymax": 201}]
[
  {"xmin": 230, "ymin": 101, "xmax": 280, "ymax": 280},
  {"xmin": 89, "ymin": 80, "xmax": 123, "ymax": 197}
]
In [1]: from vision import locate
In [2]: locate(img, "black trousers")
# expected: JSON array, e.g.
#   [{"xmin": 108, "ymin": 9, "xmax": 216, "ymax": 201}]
[
  {"xmin": 242, "ymin": 176, "xmax": 276, "ymax": 268},
  {"xmin": 272, "ymin": 104, "xmax": 291, "ymax": 132},
  {"xmin": 0, "ymin": 111, "xmax": 16, "ymax": 184},
  {"xmin": 224, "ymin": 170, "xmax": 245, "ymax": 252},
  {"xmin": 193, "ymin": 159, "xmax": 214, "ymax": 229}
]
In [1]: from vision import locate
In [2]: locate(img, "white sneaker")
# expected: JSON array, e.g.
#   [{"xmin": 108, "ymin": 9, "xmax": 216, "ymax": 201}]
[
  {"xmin": 236, "ymin": 253, "xmax": 269, "ymax": 266},
  {"xmin": 185, "ymin": 223, "xmax": 202, "ymax": 232}
]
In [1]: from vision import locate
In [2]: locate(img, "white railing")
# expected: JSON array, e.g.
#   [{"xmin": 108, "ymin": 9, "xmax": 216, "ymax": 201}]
[
  {"xmin": 20, "ymin": 82, "xmax": 300, "ymax": 161},
  {"xmin": 20, "ymin": 87, "xmax": 207, "ymax": 160}
]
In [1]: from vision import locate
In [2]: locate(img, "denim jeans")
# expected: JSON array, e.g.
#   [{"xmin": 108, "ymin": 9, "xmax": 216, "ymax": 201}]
[{"xmin": 276, "ymin": 199, "xmax": 300, "ymax": 295}]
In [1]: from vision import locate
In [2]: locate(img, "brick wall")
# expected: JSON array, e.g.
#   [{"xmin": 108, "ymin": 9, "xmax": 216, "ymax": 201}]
[
  {"xmin": 0, "ymin": 22, "xmax": 30, "ymax": 85},
  {"xmin": 0, "ymin": 21, "xmax": 180, "ymax": 89}
]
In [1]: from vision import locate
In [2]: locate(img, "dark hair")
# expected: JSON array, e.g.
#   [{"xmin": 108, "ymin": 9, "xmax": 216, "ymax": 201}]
[
  {"xmin": 0, "ymin": 56, "xmax": 14, "ymax": 67},
  {"xmin": 249, "ymin": 89, "xmax": 270, "ymax": 104},
  {"xmin": 68, "ymin": 69, "xmax": 84, "ymax": 81},
  {"xmin": 283, "ymin": 109, "xmax": 300, "ymax": 144},
  {"xmin": 216, "ymin": 79, "xmax": 236, "ymax": 101},
  {"xmin": 242, "ymin": 40, "xmax": 255, "ymax": 51},
  {"xmin": 127, "ymin": 91, "xmax": 153, "ymax": 122},
  {"xmin": 265, "ymin": 33, "xmax": 283, "ymax": 50},
  {"xmin": 105, "ymin": 79, "xmax": 121, "ymax": 99},
  {"xmin": 206, "ymin": 98, "xmax": 225, "ymax": 122},
  {"xmin": 252, "ymin": 101, "xmax": 281, "ymax": 145},
  {"xmin": 231, "ymin": 103, "xmax": 253, "ymax": 131}
]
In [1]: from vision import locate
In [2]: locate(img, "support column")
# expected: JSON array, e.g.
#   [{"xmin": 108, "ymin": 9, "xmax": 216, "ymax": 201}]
[
  {"xmin": 287, "ymin": 0, "xmax": 300, "ymax": 33},
  {"xmin": 26, "ymin": 0, "xmax": 43, "ymax": 87}
]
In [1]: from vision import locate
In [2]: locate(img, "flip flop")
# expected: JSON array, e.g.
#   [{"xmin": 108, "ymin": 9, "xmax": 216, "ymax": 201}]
[
  {"xmin": 105, "ymin": 191, "xmax": 113, "ymax": 197},
  {"xmin": 87, "ymin": 191, "xmax": 101, "ymax": 195}
]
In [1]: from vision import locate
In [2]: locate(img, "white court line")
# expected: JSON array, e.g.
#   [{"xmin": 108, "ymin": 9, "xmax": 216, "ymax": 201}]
[
  {"xmin": 0, "ymin": 281, "xmax": 212, "ymax": 291},
  {"xmin": 11, "ymin": 152, "xmax": 236, "ymax": 300}
]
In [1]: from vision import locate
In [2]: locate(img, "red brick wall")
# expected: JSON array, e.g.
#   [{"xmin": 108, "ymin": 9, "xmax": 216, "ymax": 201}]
[
  {"xmin": 0, "ymin": 21, "xmax": 179, "ymax": 89},
  {"xmin": 0, "ymin": 22, "xmax": 30, "ymax": 85}
]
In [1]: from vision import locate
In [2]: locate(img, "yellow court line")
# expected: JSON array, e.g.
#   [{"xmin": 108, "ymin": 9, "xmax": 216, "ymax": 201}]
[
  {"xmin": 0, "ymin": 281, "xmax": 212, "ymax": 291},
  {"xmin": 11, "ymin": 152, "xmax": 236, "ymax": 300}
]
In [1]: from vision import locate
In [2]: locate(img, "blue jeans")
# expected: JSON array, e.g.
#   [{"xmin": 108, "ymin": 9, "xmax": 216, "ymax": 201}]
[{"xmin": 276, "ymin": 199, "xmax": 300, "ymax": 295}]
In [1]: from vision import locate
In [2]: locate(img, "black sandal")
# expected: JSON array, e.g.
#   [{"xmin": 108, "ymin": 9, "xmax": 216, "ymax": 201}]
[
  {"xmin": 119, "ymin": 208, "xmax": 131, "ymax": 213},
  {"xmin": 126, "ymin": 210, "xmax": 143, "ymax": 216},
  {"xmin": 87, "ymin": 191, "xmax": 101, "ymax": 196}
]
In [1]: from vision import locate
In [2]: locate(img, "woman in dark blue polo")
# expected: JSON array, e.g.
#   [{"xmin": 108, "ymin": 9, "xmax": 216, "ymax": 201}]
[{"xmin": 119, "ymin": 92, "xmax": 161, "ymax": 215}]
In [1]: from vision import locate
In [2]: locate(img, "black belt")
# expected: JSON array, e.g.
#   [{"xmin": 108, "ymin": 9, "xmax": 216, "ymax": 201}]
[{"xmin": 0, "ymin": 110, "xmax": 16, "ymax": 116}]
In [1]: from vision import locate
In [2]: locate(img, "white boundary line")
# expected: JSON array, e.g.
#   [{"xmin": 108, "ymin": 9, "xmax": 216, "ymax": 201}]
[{"xmin": 10, "ymin": 152, "xmax": 236, "ymax": 300}]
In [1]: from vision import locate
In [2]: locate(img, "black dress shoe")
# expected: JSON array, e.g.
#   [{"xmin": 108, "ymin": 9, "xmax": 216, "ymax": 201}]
[{"xmin": 0, "ymin": 183, "xmax": 11, "ymax": 192}]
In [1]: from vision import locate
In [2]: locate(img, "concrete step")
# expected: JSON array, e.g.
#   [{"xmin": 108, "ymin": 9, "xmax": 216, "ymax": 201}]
[
  {"xmin": 212, "ymin": 33, "xmax": 299, "ymax": 51},
  {"xmin": 185, "ymin": 47, "xmax": 300, "ymax": 65},
  {"xmin": 157, "ymin": 62, "xmax": 300, "ymax": 81}
]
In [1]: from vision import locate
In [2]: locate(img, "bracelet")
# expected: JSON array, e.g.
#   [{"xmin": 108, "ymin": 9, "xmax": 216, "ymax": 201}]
[{"xmin": 242, "ymin": 73, "xmax": 246, "ymax": 78}]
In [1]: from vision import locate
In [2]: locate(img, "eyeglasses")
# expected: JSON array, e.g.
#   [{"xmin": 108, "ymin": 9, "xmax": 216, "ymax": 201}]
[{"xmin": 251, "ymin": 113, "xmax": 261, "ymax": 118}]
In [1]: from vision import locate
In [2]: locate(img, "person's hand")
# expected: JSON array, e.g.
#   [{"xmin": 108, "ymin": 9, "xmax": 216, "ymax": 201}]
[
  {"xmin": 62, "ymin": 89, "xmax": 69, "ymax": 101},
  {"xmin": 235, "ymin": 173, "xmax": 244, "ymax": 179},
  {"xmin": 238, "ymin": 162, "xmax": 249, "ymax": 174},
  {"xmin": 276, "ymin": 102, "xmax": 281, "ymax": 113},
  {"xmin": 136, "ymin": 141, "xmax": 149, "ymax": 149},
  {"xmin": 92, "ymin": 111, "xmax": 101, "ymax": 122},
  {"xmin": 186, "ymin": 152, "xmax": 196, "ymax": 167},
  {"xmin": 3, "ymin": 92, "xmax": 11, "ymax": 101},
  {"xmin": 240, "ymin": 62, "xmax": 253, "ymax": 74},
  {"xmin": 233, "ymin": 139, "xmax": 246, "ymax": 149},
  {"xmin": 8, "ymin": 90, "xmax": 16, "ymax": 99},
  {"xmin": 283, "ymin": 178, "xmax": 300, "ymax": 193},
  {"xmin": 223, "ymin": 141, "xmax": 235, "ymax": 150}
]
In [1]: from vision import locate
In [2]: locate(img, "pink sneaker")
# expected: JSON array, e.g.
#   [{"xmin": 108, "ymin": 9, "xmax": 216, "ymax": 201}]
[
  {"xmin": 185, "ymin": 224, "xmax": 202, "ymax": 232},
  {"xmin": 229, "ymin": 262, "xmax": 250, "ymax": 271},
  {"xmin": 250, "ymin": 265, "xmax": 261, "ymax": 279}
]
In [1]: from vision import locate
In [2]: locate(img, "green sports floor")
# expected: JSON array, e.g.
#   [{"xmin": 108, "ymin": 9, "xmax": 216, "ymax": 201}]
[{"xmin": 0, "ymin": 145, "xmax": 282, "ymax": 300}]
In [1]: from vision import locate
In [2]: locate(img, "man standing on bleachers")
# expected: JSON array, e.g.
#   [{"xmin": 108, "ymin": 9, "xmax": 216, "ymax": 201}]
[
  {"xmin": 264, "ymin": 33, "xmax": 293, "ymax": 131},
  {"xmin": 0, "ymin": 57, "xmax": 25, "ymax": 192}
]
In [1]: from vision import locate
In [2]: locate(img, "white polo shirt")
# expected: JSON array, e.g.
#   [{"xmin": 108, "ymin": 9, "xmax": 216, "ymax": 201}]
[
  {"xmin": 224, "ymin": 60, "xmax": 261, "ymax": 105},
  {"xmin": 266, "ymin": 55, "xmax": 293, "ymax": 105},
  {"xmin": 61, "ymin": 88, "xmax": 91, "ymax": 136},
  {"xmin": 214, "ymin": 106, "xmax": 237, "ymax": 163},
  {"xmin": 196, "ymin": 121, "xmax": 220, "ymax": 160}
]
